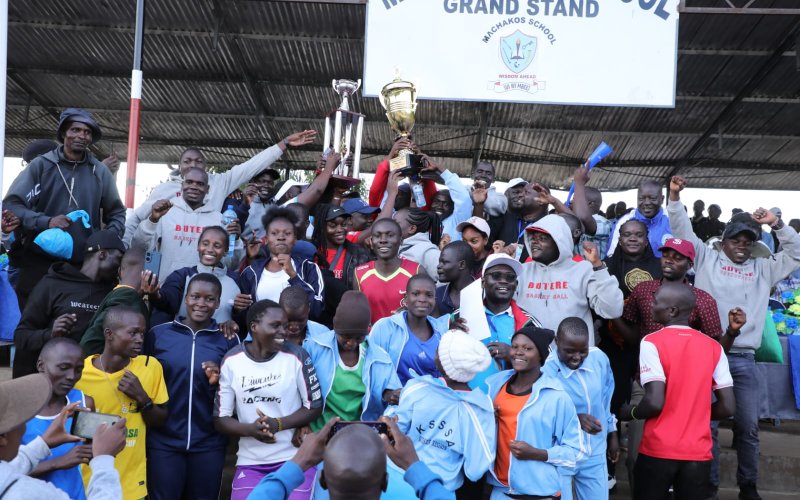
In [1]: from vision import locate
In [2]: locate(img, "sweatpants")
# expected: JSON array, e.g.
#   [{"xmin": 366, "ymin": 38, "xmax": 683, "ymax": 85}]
[
  {"xmin": 561, "ymin": 455, "xmax": 608, "ymax": 500},
  {"xmin": 146, "ymin": 446, "xmax": 226, "ymax": 500}
]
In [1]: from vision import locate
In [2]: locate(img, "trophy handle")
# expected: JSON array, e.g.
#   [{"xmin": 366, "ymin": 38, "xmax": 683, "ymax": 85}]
[{"xmin": 331, "ymin": 79, "xmax": 338, "ymax": 93}]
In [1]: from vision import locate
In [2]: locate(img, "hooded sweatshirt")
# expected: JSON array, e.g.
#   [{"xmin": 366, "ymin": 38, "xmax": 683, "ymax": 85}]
[
  {"xmin": 517, "ymin": 215, "xmax": 624, "ymax": 345},
  {"xmin": 13, "ymin": 262, "xmax": 114, "ymax": 377},
  {"xmin": 607, "ymin": 208, "xmax": 673, "ymax": 258},
  {"xmin": 386, "ymin": 375, "xmax": 496, "ymax": 491},
  {"xmin": 3, "ymin": 147, "xmax": 126, "ymax": 236},
  {"xmin": 400, "ymin": 232, "xmax": 441, "ymax": 281},
  {"xmin": 123, "ymin": 143, "xmax": 284, "ymax": 245},
  {"xmin": 130, "ymin": 196, "xmax": 243, "ymax": 283},
  {"xmin": 668, "ymin": 199, "xmax": 800, "ymax": 352}
]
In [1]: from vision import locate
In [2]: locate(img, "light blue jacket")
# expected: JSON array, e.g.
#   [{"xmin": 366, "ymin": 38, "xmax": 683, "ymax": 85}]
[
  {"xmin": 542, "ymin": 347, "xmax": 616, "ymax": 461},
  {"xmin": 485, "ymin": 370, "xmax": 583, "ymax": 497},
  {"xmin": 304, "ymin": 329, "xmax": 402, "ymax": 421},
  {"xmin": 439, "ymin": 170, "xmax": 473, "ymax": 242},
  {"xmin": 369, "ymin": 313, "xmax": 451, "ymax": 379},
  {"xmin": 385, "ymin": 375, "xmax": 496, "ymax": 490},
  {"xmin": 247, "ymin": 459, "xmax": 454, "ymax": 500}
]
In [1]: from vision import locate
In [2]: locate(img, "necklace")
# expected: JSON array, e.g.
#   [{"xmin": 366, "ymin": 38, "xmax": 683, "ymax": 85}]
[
  {"xmin": 96, "ymin": 355, "xmax": 131, "ymax": 414},
  {"xmin": 56, "ymin": 163, "xmax": 79, "ymax": 208}
]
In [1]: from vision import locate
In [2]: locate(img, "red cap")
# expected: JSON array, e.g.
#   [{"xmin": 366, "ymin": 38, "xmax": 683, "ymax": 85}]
[{"xmin": 659, "ymin": 238, "xmax": 696, "ymax": 262}]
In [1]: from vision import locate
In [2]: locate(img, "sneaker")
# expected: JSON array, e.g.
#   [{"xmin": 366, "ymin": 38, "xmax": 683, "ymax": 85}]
[
  {"xmin": 608, "ymin": 474, "xmax": 617, "ymax": 493},
  {"xmin": 704, "ymin": 485, "xmax": 719, "ymax": 500},
  {"xmin": 738, "ymin": 484, "xmax": 762, "ymax": 500}
]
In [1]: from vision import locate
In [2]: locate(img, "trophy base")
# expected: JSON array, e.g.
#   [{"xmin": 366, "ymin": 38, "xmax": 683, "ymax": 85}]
[{"xmin": 330, "ymin": 174, "xmax": 361, "ymax": 189}]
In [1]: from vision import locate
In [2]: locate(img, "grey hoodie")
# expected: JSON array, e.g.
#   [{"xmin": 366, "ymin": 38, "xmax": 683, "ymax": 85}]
[
  {"xmin": 517, "ymin": 214, "xmax": 623, "ymax": 345},
  {"xmin": 668, "ymin": 200, "xmax": 800, "ymax": 352},
  {"xmin": 399, "ymin": 232, "xmax": 441, "ymax": 281},
  {"xmin": 131, "ymin": 196, "xmax": 243, "ymax": 283},
  {"xmin": 123, "ymin": 144, "xmax": 284, "ymax": 245}
]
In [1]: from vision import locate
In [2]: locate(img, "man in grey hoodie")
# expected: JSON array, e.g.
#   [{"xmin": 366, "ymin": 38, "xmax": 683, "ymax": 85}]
[
  {"xmin": 122, "ymin": 130, "xmax": 316, "ymax": 246},
  {"xmin": 668, "ymin": 175, "xmax": 800, "ymax": 500},
  {"xmin": 517, "ymin": 214, "xmax": 624, "ymax": 346}
]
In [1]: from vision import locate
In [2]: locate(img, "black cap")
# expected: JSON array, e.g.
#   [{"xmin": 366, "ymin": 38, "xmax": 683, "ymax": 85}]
[
  {"xmin": 722, "ymin": 222, "xmax": 759, "ymax": 241},
  {"xmin": 57, "ymin": 108, "xmax": 102, "ymax": 143},
  {"xmin": 85, "ymin": 230, "xmax": 126, "ymax": 254},
  {"xmin": 325, "ymin": 206, "xmax": 351, "ymax": 222}
]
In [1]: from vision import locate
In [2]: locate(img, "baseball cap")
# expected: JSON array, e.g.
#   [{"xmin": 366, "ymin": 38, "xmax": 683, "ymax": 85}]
[
  {"xmin": 456, "ymin": 216, "xmax": 490, "ymax": 238},
  {"xmin": 254, "ymin": 168, "xmax": 280, "ymax": 181},
  {"xmin": 504, "ymin": 178, "xmax": 528, "ymax": 194},
  {"xmin": 0, "ymin": 374, "xmax": 51, "ymax": 434},
  {"xmin": 659, "ymin": 238, "xmax": 696, "ymax": 262},
  {"xmin": 85, "ymin": 230, "xmax": 126, "ymax": 254},
  {"xmin": 325, "ymin": 206, "xmax": 351, "ymax": 222},
  {"xmin": 722, "ymin": 222, "xmax": 759, "ymax": 241},
  {"xmin": 343, "ymin": 198, "xmax": 380, "ymax": 216},
  {"xmin": 482, "ymin": 253, "xmax": 523, "ymax": 278}
]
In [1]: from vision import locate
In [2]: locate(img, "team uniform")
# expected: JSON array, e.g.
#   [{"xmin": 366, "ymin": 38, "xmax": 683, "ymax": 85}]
[
  {"xmin": 354, "ymin": 258, "xmax": 420, "ymax": 323},
  {"xmin": 76, "ymin": 355, "xmax": 169, "ymax": 500},
  {"xmin": 215, "ymin": 342, "xmax": 322, "ymax": 500}
]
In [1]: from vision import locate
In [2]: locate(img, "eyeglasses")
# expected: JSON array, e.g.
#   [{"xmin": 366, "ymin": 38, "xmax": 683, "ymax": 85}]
[{"xmin": 487, "ymin": 271, "xmax": 517, "ymax": 282}]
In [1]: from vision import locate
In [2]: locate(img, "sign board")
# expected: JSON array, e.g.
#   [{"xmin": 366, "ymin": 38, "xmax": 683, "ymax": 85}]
[{"xmin": 364, "ymin": 0, "xmax": 680, "ymax": 107}]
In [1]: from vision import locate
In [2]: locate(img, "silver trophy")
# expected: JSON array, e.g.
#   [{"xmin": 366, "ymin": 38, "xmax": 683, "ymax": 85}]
[{"xmin": 322, "ymin": 79, "xmax": 365, "ymax": 186}]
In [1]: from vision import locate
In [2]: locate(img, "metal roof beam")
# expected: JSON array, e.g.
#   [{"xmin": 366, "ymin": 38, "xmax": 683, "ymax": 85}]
[
  {"xmin": 667, "ymin": 17, "xmax": 800, "ymax": 180},
  {"xmin": 679, "ymin": 0, "xmax": 800, "ymax": 15},
  {"xmin": 471, "ymin": 103, "xmax": 491, "ymax": 170}
]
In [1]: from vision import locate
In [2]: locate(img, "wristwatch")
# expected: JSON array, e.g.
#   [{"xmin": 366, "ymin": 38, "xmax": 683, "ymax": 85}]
[
  {"xmin": 726, "ymin": 327, "xmax": 741, "ymax": 338},
  {"xmin": 281, "ymin": 138, "xmax": 290, "ymax": 148},
  {"xmin": 139, "ymin": 399, "xmax": 154, "ymax": 412},
  {"xmin": 592, "ymin": 263, "xmax": 607, "ymax": 272}
]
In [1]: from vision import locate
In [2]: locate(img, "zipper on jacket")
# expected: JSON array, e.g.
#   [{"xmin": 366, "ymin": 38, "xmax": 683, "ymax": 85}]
[
  {"xmin": 187, "ymin": 332, "xmax": 197, "ymax": 450},
  {"xmin": 575, "ymin": 370, "xmax": 593, "ymax": 456}
]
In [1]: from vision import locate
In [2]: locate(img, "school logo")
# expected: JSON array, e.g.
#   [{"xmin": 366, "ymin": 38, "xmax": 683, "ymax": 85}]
[{"xmin": 500, "ymin": 30, "xmax": 536, "ymax": 73}]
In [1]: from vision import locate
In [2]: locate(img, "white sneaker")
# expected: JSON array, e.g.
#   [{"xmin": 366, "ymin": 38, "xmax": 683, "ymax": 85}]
[{"xmin": 608, "ymin": 475, "xmax": 617, "ymax": 491}]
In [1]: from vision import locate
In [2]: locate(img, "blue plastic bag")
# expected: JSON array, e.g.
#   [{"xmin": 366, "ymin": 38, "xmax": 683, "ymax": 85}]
[{"xmin": 32, "ymin": 210, "xmax": 91, "ymax": 260}]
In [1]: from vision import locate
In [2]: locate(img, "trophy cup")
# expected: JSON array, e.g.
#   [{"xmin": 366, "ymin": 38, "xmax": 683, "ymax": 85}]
[
  {"xmin": 321, "ymin": 79, "xmax": 365, "ymax": 188},
  {"xmin": 379, "ymin": 75, "xmax": 420, "ymax": 176}
]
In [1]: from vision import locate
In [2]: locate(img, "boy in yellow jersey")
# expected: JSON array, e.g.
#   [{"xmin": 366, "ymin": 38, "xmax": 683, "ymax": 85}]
[{"xmin": 76, "ymin": 305, "xmax": 169, "ymax": 500}]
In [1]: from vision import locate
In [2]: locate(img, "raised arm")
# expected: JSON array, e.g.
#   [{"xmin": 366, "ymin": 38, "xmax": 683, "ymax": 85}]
[
  {"xmin": 570, "ymin": 165, "xmax": 597, "ymax": 236},
  {"xmin": 293, "ymin": 151, "xmax": 340, "ymax": 208}
]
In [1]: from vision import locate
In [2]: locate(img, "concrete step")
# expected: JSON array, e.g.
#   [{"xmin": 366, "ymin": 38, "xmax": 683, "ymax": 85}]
[{"xmin": 613, "ymin": 422, "xmax": 800, "ymax": 498}]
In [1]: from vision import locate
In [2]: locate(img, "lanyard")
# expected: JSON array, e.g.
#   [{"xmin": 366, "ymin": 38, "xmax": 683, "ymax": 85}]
[{"xmin": 330, "ymin": 244, "xmax": 345, "ymax": 268}]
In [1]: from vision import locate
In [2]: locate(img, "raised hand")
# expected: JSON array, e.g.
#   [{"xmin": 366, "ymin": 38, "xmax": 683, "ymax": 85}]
[
  {"xmin": 285, "ymin": 130, "xmax": 317, "ymax": 148},
  {"xmin": 728, "ymin": 307, "xmax": 747, "ymax": 332},
  {"xmin": 752, "ymin": 208, "xmax": 778, "ymax": 226},
  {"xmin": 272, "ymin": 254, "xmax": 297, "ymax": 278},
  {"xmin": 669, "ymin": 176, "xmax": 686, "ymax": 201},
  {"xmin": 52, "ymin": 313, "xmax": 78, "ymax": 337},
  {"xmin": 92, "ymin": 418, "xmax": 127, "ymax": 457},
  {"xmin": 149, "ymin": 199, "xmax": 173, "ymax": 223},
  {"xmin": 582, "ymin": 240, "xmax": 602, "ymax": 267}
]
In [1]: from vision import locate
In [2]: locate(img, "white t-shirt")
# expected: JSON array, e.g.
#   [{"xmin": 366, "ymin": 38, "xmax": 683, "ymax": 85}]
[
  {"xmin": 215, "ymin": 342, "xmax": 322, "ymax": 465},
  {"xmin": 256, "ymin": 268, "xmax": 290, "ymax": 302}
]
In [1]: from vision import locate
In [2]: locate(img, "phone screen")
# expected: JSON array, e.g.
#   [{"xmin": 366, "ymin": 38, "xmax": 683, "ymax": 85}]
[
  {"xmin": 328, "ymin": 421, "xmax": 389, "ymax": 440},
  {"xmin": 70, "ymin": 411, "xmax": 121, "ymax": 440}
]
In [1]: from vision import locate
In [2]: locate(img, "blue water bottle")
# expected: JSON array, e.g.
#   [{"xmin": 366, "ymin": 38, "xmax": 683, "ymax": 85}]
[{"xmin": 221, "ymin": 205, "xmax": 238, "ymax": 257}]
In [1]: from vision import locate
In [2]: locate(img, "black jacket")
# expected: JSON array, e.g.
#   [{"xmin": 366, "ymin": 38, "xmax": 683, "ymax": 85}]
[
  {"xmin": 316, "ymin": 241, "xmax": 374, "ymax": 327},
  {"xmin": 13, "ymin": 263, "xmax": 114, "ymax": 377}
]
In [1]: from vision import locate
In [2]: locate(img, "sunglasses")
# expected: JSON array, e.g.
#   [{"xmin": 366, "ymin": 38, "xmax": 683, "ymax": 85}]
[{"xmin": 486, "ymin": 271, "xmax": 517, "ymax": 282}]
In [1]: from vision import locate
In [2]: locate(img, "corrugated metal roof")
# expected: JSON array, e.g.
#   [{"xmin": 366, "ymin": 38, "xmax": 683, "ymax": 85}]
[{"xmin": 5, "ymin": 0, "xmax": 800, "ymax": 191}]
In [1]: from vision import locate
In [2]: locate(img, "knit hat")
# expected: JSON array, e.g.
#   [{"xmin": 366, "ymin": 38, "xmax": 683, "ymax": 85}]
[
  {"xmin": 333, "ymin": 291, "xmax": 372, "ymax": 334},
  {"xmin": 512, "ymin": 326, "xmax": 555, "ymax": 366},
  {"xmin": 437, "ymin": 330, "xmax": 492, "ymax": 383},
  {"xmin": 57, "ymin": 108, "xmax": 102, "ymax": 143}
]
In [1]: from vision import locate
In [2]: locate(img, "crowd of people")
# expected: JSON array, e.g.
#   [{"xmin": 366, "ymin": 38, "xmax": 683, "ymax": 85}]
[{"xmin": 2, "ymin": 107, "xmax": 800, "ymax": 500}]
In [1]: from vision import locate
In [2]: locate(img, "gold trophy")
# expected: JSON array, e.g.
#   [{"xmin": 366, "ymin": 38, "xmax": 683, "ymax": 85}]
[
  {"xmin": 379, "ymin": 74, "xmax": 420, "ymax": 175},
  {"xmin": 322, "ymin": 79, "xmax": 365, "ymax": 187}
]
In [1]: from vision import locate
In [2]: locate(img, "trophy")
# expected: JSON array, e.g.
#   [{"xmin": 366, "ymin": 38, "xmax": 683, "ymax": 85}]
[
  {"xmin": 379, "ymin": 74, "xmax": 420, "ymax": 176},
  {"xmin": 321, "ymin": 79, "xmax": 365, "ymax": 188}
]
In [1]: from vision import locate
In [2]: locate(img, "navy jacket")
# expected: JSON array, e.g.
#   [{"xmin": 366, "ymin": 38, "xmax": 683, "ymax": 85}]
[
  {"xmin": 239, "ymin": 255, "xmax": 324, "ymax": 321},
  {"xmin": 144, "ymin": 319, "xmax": 240, "ymax": 452}
]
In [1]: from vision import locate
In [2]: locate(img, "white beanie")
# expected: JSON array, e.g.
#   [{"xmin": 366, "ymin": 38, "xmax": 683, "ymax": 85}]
[{"xmin": 438, "ymin": 330, "xmax": 492, "ymax": 383}]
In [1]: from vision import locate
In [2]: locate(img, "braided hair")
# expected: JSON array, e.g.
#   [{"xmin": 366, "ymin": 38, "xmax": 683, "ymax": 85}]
[{"xmin": 403, "ymin": 208, "xmax": 442, "ymax": 246}]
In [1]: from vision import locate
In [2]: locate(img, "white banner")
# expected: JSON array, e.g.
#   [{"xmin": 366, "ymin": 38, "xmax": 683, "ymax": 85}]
[{"xmin": 364, "ymin": 0, "xmax": 680, "ymax": 107}]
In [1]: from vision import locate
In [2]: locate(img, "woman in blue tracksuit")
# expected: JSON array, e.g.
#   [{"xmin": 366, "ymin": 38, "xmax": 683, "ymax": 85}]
[
  {"xmin": 485, "ymin": 326, "xmax": 583, "ymax": 500},
  {"xmin": 238, "ymin": 207, "xmax": 325, "ymax": 321},
  {"xmin": 369, "ymin": 274, "xmax": 451, "ymax": 385},
  {"xmin": 383, "ymin": 329, "xmax": 496, "ymax": 499},
  {"xmin": 144, "ymin": 273, "xmax": 240, "ymax": 500}
]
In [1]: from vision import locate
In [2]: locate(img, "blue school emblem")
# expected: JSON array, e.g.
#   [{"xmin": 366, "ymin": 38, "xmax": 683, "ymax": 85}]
[{"xmin": 500, "ymin": 31, "xmax": 537, "ymax": 73}]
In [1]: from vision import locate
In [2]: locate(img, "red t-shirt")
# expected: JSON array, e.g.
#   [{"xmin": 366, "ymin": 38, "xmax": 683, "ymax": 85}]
[
  {"xmin": 325, "ymin": 247, "xmax": 347, "ymax": 279},
  {"xmin": 638, "ymin": 326, "xmax": 733, "ymax": 461},
  {"xmin": 346, "ymin": 231, "xmax": 361, "ymax": 244},
  {"xmin": 355, "ymin": 258, "xmax": 420, "ymax": 323}
]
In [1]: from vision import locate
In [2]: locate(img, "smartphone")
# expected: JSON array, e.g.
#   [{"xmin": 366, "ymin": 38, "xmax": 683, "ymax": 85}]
[
  {"xmin": 70, "ymin": 411, "xmax": 121, "ymax": 440},
  {"xmin": 328, "ymin": 421, "xmax": 389, "ymax": 440},
  {"xmin": 144, "ymin": 250, "xmax": 162, "ymax": 277}
]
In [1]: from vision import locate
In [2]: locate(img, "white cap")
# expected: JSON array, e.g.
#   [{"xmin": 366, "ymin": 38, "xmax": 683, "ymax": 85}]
[
  {"xmin": 456, "ymin": 216, "xmax": 490, "ymax": 238},
  {"xmin": 438, "ymin": 330, "xmax": 492, "ymax": 383},
  {"xmin": 482, "ymin": 253, "xmax": 523, "ymax": 277},
  {"xmin": 504, "ymin": 178, "xmax": 528, "ymax": 194}
]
